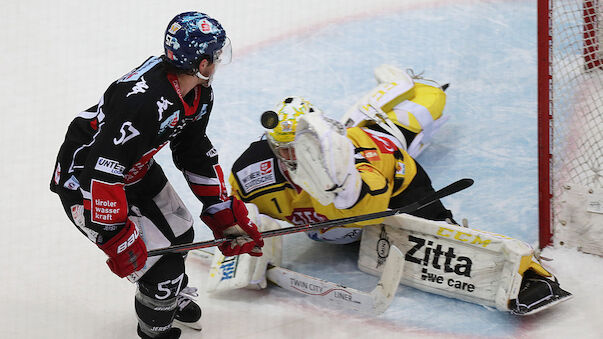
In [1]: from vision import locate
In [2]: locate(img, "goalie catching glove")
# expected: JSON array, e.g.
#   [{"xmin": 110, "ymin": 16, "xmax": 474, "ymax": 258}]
[
  {"xmin": 291, "ymin": 111, "xmax": 362, "ymax": 209},
  {"xmin": 97, "ymin": 218, "xmax": 147, "ymax": 278},
  {"xmin": 201, "ymin": 196, "xmax": 264, "ymax": 257}
]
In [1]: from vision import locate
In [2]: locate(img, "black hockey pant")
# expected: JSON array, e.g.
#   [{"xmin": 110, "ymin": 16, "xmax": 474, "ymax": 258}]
[{"xmin": 54, "ymin": 163, "xmax": 194, "ymax": 338}]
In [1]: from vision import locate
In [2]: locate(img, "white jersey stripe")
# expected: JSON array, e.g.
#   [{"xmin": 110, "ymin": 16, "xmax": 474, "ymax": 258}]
[{"xmin": 184, "ymin": 170, "xmax": 220, "ymax": 185}]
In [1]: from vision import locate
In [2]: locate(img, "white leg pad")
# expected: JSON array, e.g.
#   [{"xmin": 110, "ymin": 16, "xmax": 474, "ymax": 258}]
[
  {"xmin": 358, "ymin": 214, "xmax": 535, "ymax": 311},
  {"xmin": 206, "ymin": 210, "xmax": 282, "ymax": 292}
]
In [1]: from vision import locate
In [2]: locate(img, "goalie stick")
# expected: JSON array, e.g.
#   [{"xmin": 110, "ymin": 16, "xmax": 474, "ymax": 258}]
[
  {"xmin": 190, "ymin": 246, "xmax": 405, "ymax": 315},
  {"xmin": 266, "ymin": 245, "xmax": 404, "ymax": 315},
  {"xmin": 148, "ymin": 178, "xmax": 473, "ymax": 257}
]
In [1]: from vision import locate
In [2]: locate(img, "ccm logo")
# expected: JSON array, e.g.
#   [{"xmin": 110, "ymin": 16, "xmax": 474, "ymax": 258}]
[{"xmin": 117, "ymin": 227, "xmax": 140, "ymax": 254}]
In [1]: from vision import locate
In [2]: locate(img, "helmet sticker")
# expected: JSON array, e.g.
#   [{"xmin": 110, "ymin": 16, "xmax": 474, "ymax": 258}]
[
  {"xmin": 168, "ymin": 22, "xmax": 181, "ymax": 34},
  {"xmin": 280, "ymin": 120, "xmax": 293, "ymax": 132},
  {"xmin": 198, "ymin": 19, "xmax": 212, "ymax": 33},
  {"xmin": 165, "ymin": 35, "xmax": 180, "ymax": 50}
]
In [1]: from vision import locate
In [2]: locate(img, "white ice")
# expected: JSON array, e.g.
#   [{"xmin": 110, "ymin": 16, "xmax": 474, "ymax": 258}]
[{"xmin": 1, "ymin": 0, "xmax": 602, "ymax": 338}]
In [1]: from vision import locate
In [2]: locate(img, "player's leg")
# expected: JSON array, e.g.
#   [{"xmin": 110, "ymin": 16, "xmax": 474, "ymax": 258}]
[
  {"xmin": 135, "ymin": 254, "xmax": 186, "ymax": 339},
  {"xmin": 126, "ymin": 164, "xmax": 202, "ymax": 335}
]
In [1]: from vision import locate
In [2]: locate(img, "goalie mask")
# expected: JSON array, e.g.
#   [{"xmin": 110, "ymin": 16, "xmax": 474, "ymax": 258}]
[
  {"xmin": 265, "ymin": 96, "xmax": 320, "ymax": 171},
  {"xmin": 265, "ymin": 96, "xmax": 361, "ymax": 208}
]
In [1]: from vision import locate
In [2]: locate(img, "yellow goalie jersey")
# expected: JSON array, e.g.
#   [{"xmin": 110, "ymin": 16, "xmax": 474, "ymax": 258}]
[{"xmin": 229, "ymin": 126, "xmax": 417, "ymax": 244}]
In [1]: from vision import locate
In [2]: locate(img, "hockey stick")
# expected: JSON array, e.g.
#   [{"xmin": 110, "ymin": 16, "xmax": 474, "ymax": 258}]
[
  {"xmin": 265, "ymin": 245, "xmax": 404, "ymax": 315},
  {"xmin": 148, "ymin": 178, "xmax": 473, "ymax": 257},
  {"xmin": 189, "ymin": 246, "xmax": 405, "ymax": 315}
]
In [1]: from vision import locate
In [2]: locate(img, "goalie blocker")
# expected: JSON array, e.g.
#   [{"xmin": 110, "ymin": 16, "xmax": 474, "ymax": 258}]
[{"xmin": 359, "ymin": 214, "xmax": 572, "ymax": 315}]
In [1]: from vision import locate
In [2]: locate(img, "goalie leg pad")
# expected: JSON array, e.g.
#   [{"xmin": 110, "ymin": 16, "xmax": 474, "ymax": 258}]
[
  {"xmin": 247, "ymin": 214, "xmax": 283, "ymax": 289},
  {"xmin": 374, "ymin": 64, "xmax": 415, "ymax": 86},
  {"xmin": 206, "ymin": 210, "xmax": 282, "ymax": 292},
  {"xmin": 358, "ymin": 214, "xmax": 570, "ymax": 313}
]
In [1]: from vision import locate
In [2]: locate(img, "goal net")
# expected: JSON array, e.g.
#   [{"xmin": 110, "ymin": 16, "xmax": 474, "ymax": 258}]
[{"xmin": 539, "ymin": 0, "xmax": 603, "ymax": 256}]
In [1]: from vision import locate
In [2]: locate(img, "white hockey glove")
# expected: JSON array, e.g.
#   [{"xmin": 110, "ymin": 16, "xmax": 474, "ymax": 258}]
[{"xmin": 290, "ymin": 112, "xmax": 361, "ymax": 209}]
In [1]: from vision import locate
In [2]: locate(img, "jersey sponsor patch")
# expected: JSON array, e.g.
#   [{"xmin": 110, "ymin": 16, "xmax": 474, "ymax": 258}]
[
  {"xmin": 395, "ymin": 161, "xmax": 406, "ymax": 176},
  {"xmin": 63, "ymin": 175, "xmax": 81, "ymax": 190},
  {"xmin": 94, "ymin": 157, "xmax": 125, "ymax": 177},
  {"xmin": 206, "ymin": 147, "xmax": 217, "ymax": 157},
  {"xmin": 159, "ymin": 110, "xmax": 180, "ymax": 134},
  {"xmin": 286, "ymin": 208, "xmax": 328, "ymax": 225},
  {"xmin": 236, "ymin": 159, "xmax": 277, "ymax": 194},
  {"xmin": 362, "ymin": 149, "xmax": 381, "ymax": 162},
  {"xmin": 90, "ymin": 179, "xmax": 127, "ymax": 226}
]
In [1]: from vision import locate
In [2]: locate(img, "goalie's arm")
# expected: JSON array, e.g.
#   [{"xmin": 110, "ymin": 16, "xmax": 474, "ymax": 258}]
[
  {"xmin": 292, "ymin": 112, "xmax": 396, "ymax": 214},
  {"xmin": 344, "ymin": 162, "xmax": 394, "ymax": 222}
]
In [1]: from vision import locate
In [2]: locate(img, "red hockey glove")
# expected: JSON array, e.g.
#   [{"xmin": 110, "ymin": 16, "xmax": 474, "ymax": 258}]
[
  {"xmin": 97, "ymin": 218, "xmax": 147, "ymax": 278},
  {"xmin": 201, "ymin": 196, "xmax": 264, "ymax": 257}
]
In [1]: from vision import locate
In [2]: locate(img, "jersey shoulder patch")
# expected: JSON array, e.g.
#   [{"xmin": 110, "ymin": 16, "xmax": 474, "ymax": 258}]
[{"xmin": 232, "ymin": 140, "xmax": 287, "ymax": 196}]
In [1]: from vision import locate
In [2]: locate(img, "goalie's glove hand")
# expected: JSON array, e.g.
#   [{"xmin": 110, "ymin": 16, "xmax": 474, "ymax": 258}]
[
  {"xmin": 97, "ymin": 218, "xmax": 147, "ymax": 278},
  {"xmin": 292, "ymin": 113, "xmax": 361, "ymax": 209},
  {"xmin": 201, "ymin": 196, "xmax": 264, "ymax": 257}
]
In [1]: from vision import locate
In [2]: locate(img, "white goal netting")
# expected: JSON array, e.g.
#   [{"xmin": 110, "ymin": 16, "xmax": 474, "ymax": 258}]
[{"xmin": 548, "ymin": 0, "xmax": 603, "ymax": 256}]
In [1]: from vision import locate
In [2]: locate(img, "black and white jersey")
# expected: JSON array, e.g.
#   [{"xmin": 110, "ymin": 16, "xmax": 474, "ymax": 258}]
[{"xmin": 50, "ymin": 56, "xmax": 227, "ymax": 231}]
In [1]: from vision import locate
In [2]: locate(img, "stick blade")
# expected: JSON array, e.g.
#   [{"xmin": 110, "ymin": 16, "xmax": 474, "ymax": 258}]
[{"xmin": 371, "ymin": 245, "xmax": 405, "ymax": 314}]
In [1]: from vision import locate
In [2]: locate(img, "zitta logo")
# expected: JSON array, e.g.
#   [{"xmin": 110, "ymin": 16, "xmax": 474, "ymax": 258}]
[
  {"xmin": 127, "ymin": 76, "xmax": 149, "ymax": 97},
  {"xmin": 405, "ymin": 235, "xmax": 473, "ymax": 277},
  {"xmin": 95, "ymin": 157, "xmax": 125, "ymax": 177}
]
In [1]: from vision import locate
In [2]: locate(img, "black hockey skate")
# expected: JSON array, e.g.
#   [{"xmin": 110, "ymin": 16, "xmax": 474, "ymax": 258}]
[
  {"xmin": 137, "ymin": 325, "xmax": 181, "ymax": 339},
  {"xmin": 173, "ymin": 286, "xmax": 203, "ymax": 330},
  {"xmin": 508, "ymin": 269, "xmax": 573, "ymax": 315}
]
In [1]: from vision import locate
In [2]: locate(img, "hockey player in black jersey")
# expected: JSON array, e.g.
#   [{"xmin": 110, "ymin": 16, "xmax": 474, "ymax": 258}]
[{"xmin": 50, "ymin": 12, "xmax": 263, "ymax": 339}]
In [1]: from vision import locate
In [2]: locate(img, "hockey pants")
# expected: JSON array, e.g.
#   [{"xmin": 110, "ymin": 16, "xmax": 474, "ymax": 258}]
[{"xmin": 54, "ymin": 162, "xmax": 194, "ymax": 338}]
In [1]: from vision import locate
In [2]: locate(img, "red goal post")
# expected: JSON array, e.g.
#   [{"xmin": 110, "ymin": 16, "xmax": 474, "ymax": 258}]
[{"xmin": 538, "ymin": 0, "xmax": 603, "ymax": 256}]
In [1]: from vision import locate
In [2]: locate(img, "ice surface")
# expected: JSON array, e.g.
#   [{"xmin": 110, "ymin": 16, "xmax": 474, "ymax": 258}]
[{"xmin": 1, "ymin": 0, "xmax": 602, "ymax": 338}]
